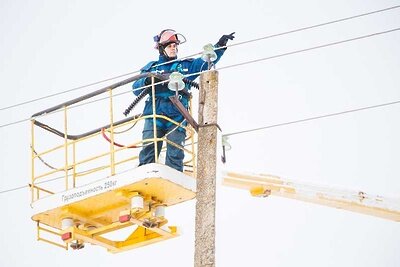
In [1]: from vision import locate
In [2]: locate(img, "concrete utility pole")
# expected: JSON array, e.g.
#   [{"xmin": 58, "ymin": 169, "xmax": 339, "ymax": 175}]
[{"xmin": 194, "ymin": 70, "xmax": 219, "ymax": 267}]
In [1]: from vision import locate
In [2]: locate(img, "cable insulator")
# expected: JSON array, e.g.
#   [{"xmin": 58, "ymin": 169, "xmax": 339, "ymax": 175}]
[{"xmin": 124, "ymin": 78, "xmax": 198, "ymax": 116}]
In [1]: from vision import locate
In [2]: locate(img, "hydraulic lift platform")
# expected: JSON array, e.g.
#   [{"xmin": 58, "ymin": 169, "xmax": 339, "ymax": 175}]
[{"xmin": 31, "ymin": 163, "xmax": 196, "ymax": 252}]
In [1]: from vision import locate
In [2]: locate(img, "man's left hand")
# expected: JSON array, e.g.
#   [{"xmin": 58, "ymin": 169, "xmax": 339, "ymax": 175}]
[{"xmin": 216, "ymin": 32, "xmax": 235, "ymax": 47}]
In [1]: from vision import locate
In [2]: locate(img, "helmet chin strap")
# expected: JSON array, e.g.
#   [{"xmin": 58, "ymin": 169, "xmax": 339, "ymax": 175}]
[{"xmin": 159, "ymin": 44, "xmax": 178, "ymax": 60}]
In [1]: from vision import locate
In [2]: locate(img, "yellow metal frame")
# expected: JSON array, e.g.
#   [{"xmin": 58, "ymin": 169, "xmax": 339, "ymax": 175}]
[
  {"xmin": 62, "ymin": 224, "xmax": 178, "ymax": 253},
  {"xmin": 30, "ymin": 79, "xmax": 198, "ymax": 252},
  {"xmin": 32, "ymin": 174, "xmax": 195, "ymax": 252},
  {"xmin": 223, "ymin": 171, "xmax": 400, "ymax": 221}
]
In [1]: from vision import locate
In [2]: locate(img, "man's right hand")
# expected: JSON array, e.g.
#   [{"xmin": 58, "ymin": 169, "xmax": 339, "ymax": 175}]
[{"xmin": 145, "ymin": 74, "xmax": 169, "ymax": 85}]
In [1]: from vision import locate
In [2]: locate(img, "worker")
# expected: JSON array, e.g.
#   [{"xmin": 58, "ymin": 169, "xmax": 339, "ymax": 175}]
[{"xmin": 132, "ymin": 29, "xmax": 235, "ymax": 172}]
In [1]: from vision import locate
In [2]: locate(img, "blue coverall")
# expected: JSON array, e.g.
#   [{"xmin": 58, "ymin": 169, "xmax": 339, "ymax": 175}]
[{"xmin": 132, "ymin": 47, "xmax": 226, "ymax": 171}]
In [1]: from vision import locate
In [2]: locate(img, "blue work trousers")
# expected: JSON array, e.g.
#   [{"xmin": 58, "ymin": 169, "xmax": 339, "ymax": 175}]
[{"xmin": 139, "ymin": 119, "xmax": 186, "ymax": 172}]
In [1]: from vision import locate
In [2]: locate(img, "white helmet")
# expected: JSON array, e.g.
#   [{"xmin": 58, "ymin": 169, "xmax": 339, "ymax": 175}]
[{"xmin": 153, "ymin": 29, "xmax": 186, "ymax": 49}]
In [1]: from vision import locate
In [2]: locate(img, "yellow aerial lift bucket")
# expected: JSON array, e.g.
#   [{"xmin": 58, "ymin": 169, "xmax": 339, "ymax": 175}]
[
  {"xmin": 31, "ymin": 163, "xmax": 195, "ymax": 252},
  {"xmin": 30, "ymin": 73, "xmax": 198, "ymax": 252}
]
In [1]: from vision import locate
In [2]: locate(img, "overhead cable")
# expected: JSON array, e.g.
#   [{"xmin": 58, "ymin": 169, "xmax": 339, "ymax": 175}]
[
  {"xmin": 217, "ymin": 27, "xmax": 400, "ymax": 72},
  {"xmin": 1, "ymin": 27, "xmax": 399, "ymax": 129},
  {"xmin": 2, "ymin": 98, "xmax": 400, "ymax": 195},
  {"xmin": 1, "ymin": 4, "xmax": 399, "ymax": 112},
  {"xmin": 0, "ymin": 184, "xmax": 28, "ymax": 194},
  {"xmin": 227, "ymin": 5, "xmax": 400, "ymax": 49},
  {"xmin": 223, "ymin": 99, "xmax": 400, "ymax": 137}
]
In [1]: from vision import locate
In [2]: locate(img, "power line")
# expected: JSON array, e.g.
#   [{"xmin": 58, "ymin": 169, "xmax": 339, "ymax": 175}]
[
  {"xmin": 0, "ymin": 62, "xmax": 202, "ymax": 115},
  {"xmin": 1, "ymin": 26, "xmax": 399, "ymax": 129},
  {"xmin": 0, "ymin": 117, "xmax": 33, "ymax": 128},
  {"xmin": 2, "ymin": 27, "xmax": 400, "ymax": 193},
  {"xmin": 2, "ymin": 98, "xmax": 400, "ymax": 195},
  {"xmin": 0, "ymin": 184, "xmax": 28, "ymax": 194},
  {"xmin": 0, "ymin": 173, "xmax": 65, "ymax": 195},
  {"xmin": 227, "ymin": 5, "xmax": 400, "ymax": 49},
  {"xmin": 1, "ymin": 4, "xmax": 399, "ymax": 113},
  {"xmin": 217, "ymin": 27, "xmax": 400, "ymax": 71},
  {"xmin": 0, "ymin": 78, "xmax": 169, "ymax": 128},
  {"xmin": 224, "ymin": 99, "xmax": 400, "ymax": 137},
  {"xmin": 0, "ymin": 72, "xmax": 135, "ymax": 112},
  {"xmin": 0, "ymin": 164, "xmax": 135, "ymax": 195}
]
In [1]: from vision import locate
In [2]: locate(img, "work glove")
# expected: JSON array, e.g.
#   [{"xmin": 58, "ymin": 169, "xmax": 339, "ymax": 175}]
[
  {"xmin": 144, "ymin": 73, "xmax": 170, "ymax": 85},
  {"xmin": 216, "ymin": 32, "xmax": 235, "ymax": 47}
]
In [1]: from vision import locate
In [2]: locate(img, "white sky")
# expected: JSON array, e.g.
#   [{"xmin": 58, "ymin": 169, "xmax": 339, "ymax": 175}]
[{"xmin": 1, "ymin": 1, "xmax": 400, "ymax": 266}]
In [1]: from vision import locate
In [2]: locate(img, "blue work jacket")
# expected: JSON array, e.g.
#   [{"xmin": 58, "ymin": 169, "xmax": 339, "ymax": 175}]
[{"xmin": 132, "ymin": 46, "xmax": 226, "ymax": 130}]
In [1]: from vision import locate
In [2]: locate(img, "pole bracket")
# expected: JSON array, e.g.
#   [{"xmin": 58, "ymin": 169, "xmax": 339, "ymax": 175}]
[{"xmin": 169, "ymin": 96, "xmax": 199, "ymax": 132}]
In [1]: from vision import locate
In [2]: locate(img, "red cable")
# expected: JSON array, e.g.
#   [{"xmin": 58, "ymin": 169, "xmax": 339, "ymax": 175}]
[{"xmin": 101, "ymin": 128, "xmax": 138, "ymax": 148}]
